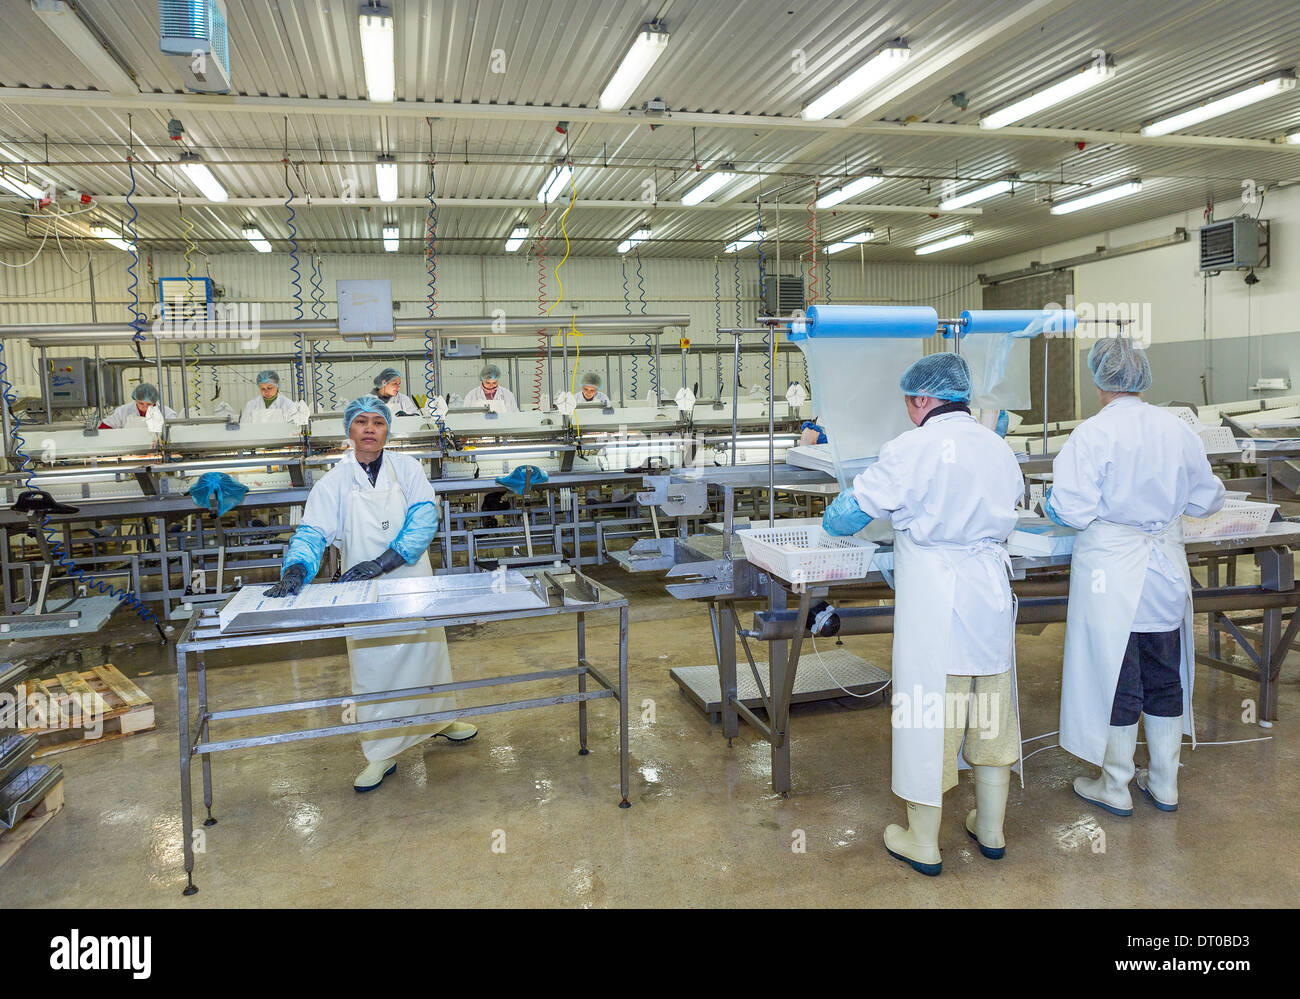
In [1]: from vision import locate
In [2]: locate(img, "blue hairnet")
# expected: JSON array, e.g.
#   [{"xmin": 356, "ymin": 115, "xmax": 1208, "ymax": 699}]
[
  {"xmin": 132, "ymin": 382, "xmax": 160, "ymax": 404},
  {"xmin": 899, "ymin": 353, "xmax": 972, "ymax": 402},
  {"xmin": 256, "ymin": 370, "xmax": 280, "ymax": 386},
  {"xmin": 581, "ymin": 371, "xmax": 601, "ymax": 388},
  {"xmin": 1088, "ymin": 337, "xmax": 1151, "ymax": 393},
  {"xmin": 283, "ymin": 524, "xmax": 328, "ymax": 578},
  {"xmin": 188, "ymin": 472, "xmax": 249, "ymax": 517},
  {"xmin": 390, "ymin": 501, "xmax": 439, "ymax": 564},
  {"xmin": 344, "ymin": 395, "xmax": 392, "ymax": 432},
  {"xmin": 373, "ymin": 367, "xmax": 401, "ymax": 390},
  {"xmin": 480, "ymin": 363, "xmax": 502, "ymax": 381}
]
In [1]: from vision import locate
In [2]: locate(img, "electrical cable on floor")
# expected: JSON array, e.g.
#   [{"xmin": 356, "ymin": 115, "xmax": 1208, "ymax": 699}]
[{"xmin": 809, "ymin": 636, "xmax": 892, "ymax": 699}]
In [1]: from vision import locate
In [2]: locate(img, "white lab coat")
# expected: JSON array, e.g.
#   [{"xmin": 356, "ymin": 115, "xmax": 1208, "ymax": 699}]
[
  {"xmin": 578, "ymin": 390, "xmax": 611, "ymax": 407},
  {"xmin": 463, "ymin": 384, "xmax": 520, "ymax": 413},
  {"xmin": 300, "ymin": 449, "xmax": 452, "ymax": 762},
  {"xmin": 239, "ymin": 391, "xmax": 296, "ymax": 425},
  {"xmin": 101, "ymin": 402, "xmax": 178, "ymax": 428},
  {"xmin": 849, "ymin": 410, "xmax": 1024, "ymax": 805},
  {"xmin": 375, "ymin": 390, "xmax": 421, "ymax": 416},
  {"xmin": 1052, "ymin": 397, "xmax": 1225, "ymax": 765}
]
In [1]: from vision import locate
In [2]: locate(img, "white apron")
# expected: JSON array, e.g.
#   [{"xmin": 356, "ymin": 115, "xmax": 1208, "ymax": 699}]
[
  {"xmin": 341, "ymin": 462, "xmax": 453, "ymax": 762},
  {"xmin": 891, "ymin": 531, "xmax": 1023, "ymax": 806},
  {"xmin": 1059, "ymin": 519, "xmax": 1196, "ymax": 766}
]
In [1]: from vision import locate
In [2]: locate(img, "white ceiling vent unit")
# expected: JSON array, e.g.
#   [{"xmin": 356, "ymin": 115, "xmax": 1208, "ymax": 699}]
[
  {"xmin": 1199, "ymin": 217, "xmax": 1267, "ymax": 273},
  {"xmin": 158, "ymin": 0, "xmax": 231, "ymax": 93}
]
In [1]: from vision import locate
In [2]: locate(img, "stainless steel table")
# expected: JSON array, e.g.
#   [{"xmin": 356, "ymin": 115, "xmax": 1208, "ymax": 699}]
[{"xmin": 173, "ymin": 569, "xmax": 630, "ymax": 896}]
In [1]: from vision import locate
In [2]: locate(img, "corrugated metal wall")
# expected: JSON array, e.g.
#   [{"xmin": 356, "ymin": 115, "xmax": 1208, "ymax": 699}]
[{"xmin": 0, "ymin": 249, "xmax": 979, "ymax": 411}]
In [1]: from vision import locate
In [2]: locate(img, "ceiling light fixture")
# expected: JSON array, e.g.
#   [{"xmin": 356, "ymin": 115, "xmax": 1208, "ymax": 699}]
[
  {"xmin": 1142, "ymin": 72, "xmax": 1296, "ymax": 137},
  {"xmin": 89, "ymin": 224, "xmax": 131, "ymax": 251},
  {"xmin": 915, "ymin": 231, "xmax": 974, "ymax": 255},
  {"xmin": 802, "ymin": 41, "xmax": 910, "ymax": 121},
  {"xmin": 241, "ymin": 225, "xmax": 272, "ymax": 253},
  {"xmin": 724, "ymin": 227, "xmax": 766, "ymax": 253},
  {"xmin": 178, "ymin": 152, "xmax": 228, "ymax": 202},
  {"xmin": 375, "ymin": 154, "xmax": 398, "ymax": 202},
  {"xmin": 937, "ymin": 177, "xmax": 1015, "ymax": 211},
  {"xmin": 980, "ymin": 57, "xmax": 1116, "ymax": 129},
  {"xmin": 598, "ymin": 21, "xmax": 670, "ymax": 112},
  {"xmin": 617, "ymin": 227, "xmax": 651, "ymax": 255},
  {"xmin": 382, "ymin": 225, "xmax": 399, "ymax": 252},
  {"xmin": 825, "ymin": 230, "xmax": 875, "ymax": 254},
  {"xmin": 504, "ymin": 225, "xmax": 530, "ymax": 252},
  {"xmin": 537, "ymin": 163, "xmax": 573, "ymax": 203},
  {"xmin": 1049, "ymin": 178, "xmax": 1142, "ymax": 214},
  {"xmin": 358, "ymin": 3, "xmax": 395, "ymax": 103},
  {"xmin": 815, "ymin": 172, "xmax": 884, "ymax": 209}
]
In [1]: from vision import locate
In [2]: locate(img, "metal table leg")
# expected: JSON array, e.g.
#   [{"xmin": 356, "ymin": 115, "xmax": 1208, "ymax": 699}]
[
  {"xmin": 768, "ymin": 585, "xmax": 798, "ymax": 796},
  {"xmin": 198, "ymin": 656, "xmax": 216, "ymax": 827},
  {"xmin": 717, "ymin": 602, "xmax": 739, "ymax": 741},
  {"xmin": 577, "ymin": 612, "xmax": 589, "ymax": 755},
  {"xmin": 177, "ymin": 645, "xmax": 197, "ymax": 896},
  {"xmin": 618, "ymin": 604, "xmax": 630, "ymax": 808}
]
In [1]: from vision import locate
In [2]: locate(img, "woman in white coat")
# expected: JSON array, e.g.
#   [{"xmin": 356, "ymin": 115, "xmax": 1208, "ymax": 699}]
[
  {"xmin": 100, "ymin": 382, "xmax": 178, "ymax": 428},
  {"xmin": 371, "ymin": 367, "xmax": 421, "ymax": 416},
  {"xmin": 1045, "ymin": 337, "xmax": 1224, "ymax": 814},
  {"xmin": 264, "ymin": 396, "xmax": 477, "ymax": 791},
  {"xmin": 239, "ymin": 369, "xmax": 296, "ymax": 424},
  {"xmin": 823, "ymin": 353, "xmax": 1024, "ymax": 876},
  {"xmin": 578, "ymin": 371, "xmax": 611, "ymax": 407},
  {"xmin": 463, "ymin": 363, "xmax": 520, "ymax": 412}
]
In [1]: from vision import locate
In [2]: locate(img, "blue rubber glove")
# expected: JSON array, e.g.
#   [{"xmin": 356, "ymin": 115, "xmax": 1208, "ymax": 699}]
[
  {"xmin": 1041, "ymin": 486, "xmax": 1069, "ymax": 527},
  {"xmin": 337, "ymin": 547, "xmax": 405, "ymax": 583},
  {"xmin": 822, "ymin": 491, "xmax": 872, "ymax": 536},
  {"xmin": 994, "ymin": 409, "xmax": 1009, "ymax": 437},
  {"xmin": 799, "ymin": 421, "xmax": 828, "ymax": 444}
]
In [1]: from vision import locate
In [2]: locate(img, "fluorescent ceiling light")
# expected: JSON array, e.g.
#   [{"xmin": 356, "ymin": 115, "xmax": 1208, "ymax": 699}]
[
  {"xmin": 382, "ymin": 225, "xmax": 399, "ymax": 252},
  {"xmin": 504, "ymin": 225, "xmax": 530, "ymax": 252},
  {"xmin": 0, "ymin": 169, "xmax": 45, "ymax": 200},
  {"xmin": 89, "ymin": 225, "xmax": 130, "ymax": 251},
  {"xmin": 598, "ymin": 23, "xmax": 669, "ymax": 111},
  {"xmin": 981, "ymin": 58, "xmax": 1116, "ymax": 129},
  {"xmin": 681, "ymin": 170, "xmax": 735, "ymax": 206},
  {"xmin": 724, "ymin": 228, "xmax": 766, "ymax": 253},
  {"xmin": 376, "ymin": 155, "xmax": 398, "ymax": 202},
  {"xmin": 358, "ymin": 3, "xmax": 395, "ymax": 103},
  {"xmin": 825, "ymin": 230, "xmax": 875, "ymax": 254},
  {"xmin": 178, "ymin": 152, "xmax": 228, "ymax": 202},
  {"xmin": 31, "ymin": 0, "xmax": 136, "ymax": 93},
  {"xmin": 815, "ymin": 173, "xmax": 884, "ymax": 208},
  {"xmin": 1050, "ymin": 178, "xmax": 1142, "ymax": 214},
  {"xmin": 1142, "ymin": 72, "xmax": 1296, "ymax": 137},
  {"xmin": 241, "ymin": 225, "xmax": 272, "ymax": 253},
  {"xmin": 938, "ymin": 178, "xmax": 1014, "ymax": 211},
  {"xmin": 915, "ymin": 232, "xmax": 974, "ymax": 256},
  {"xmin": 617, "ymin": 227, "xmax": 651, "ymax": 255},
  {"xmin": 537, "ymin": 163, "xmax": 573, "ymax": 203},
  {"xmin": 802, "ymin": 42, "xmax": 910, "ymax": 121},
  {"xmin": 1286, "ymin": 130, "xmax": 1300, "ymax": 144}
]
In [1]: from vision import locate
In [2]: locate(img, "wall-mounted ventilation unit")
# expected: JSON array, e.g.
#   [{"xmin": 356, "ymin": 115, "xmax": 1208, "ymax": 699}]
[
  {"xmin": 762, "ymin": 275, "xmax": 805, "ymax": 316},
  {"xmin": 1199, "ymin": 217, "xmax": 1267, "ymax": 272},
  {"xmin": 158, "ymin": 0, "xmax": 231, "ymax": 93}
]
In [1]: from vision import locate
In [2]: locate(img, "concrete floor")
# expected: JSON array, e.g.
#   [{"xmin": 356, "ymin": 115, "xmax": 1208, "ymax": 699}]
[{"xmin": 0, "ymin": 566, "xmax": 1295, "ymax": 908}]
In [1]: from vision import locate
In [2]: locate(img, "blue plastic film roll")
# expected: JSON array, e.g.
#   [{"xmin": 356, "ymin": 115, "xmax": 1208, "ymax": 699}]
[
  {"xmin": 959, "ymin": 309, "xmax": 1077, "ymax": 336},
  {"xmin": 799, "ymin": 304, "xmax": 939, "ymax": 339}
]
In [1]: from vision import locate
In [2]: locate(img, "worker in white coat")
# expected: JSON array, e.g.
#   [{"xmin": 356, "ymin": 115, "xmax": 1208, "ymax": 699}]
[
  {"xmin": 823, "ymin": 353, "xmax": 1024, "ymax": 876},
  {"xmin": 463, "ymin": 363, "xmax": 520, "ymax": 412},
  {"xmin": 577, "ymin": 371, "xmax": 610, "ymax": 407},
  {"xmin": 100, "ymin": 382, "xmax": 178, "ymax": 429},
  {"xmin": 239, "ymin": 370, "xmax": 296, "ymax": 424},
  {"xmin": 264, "ymin": 396, "xmax": 476, "ymax": 791},
  {"xmin": 1045, "ymin": 337, "xmax": 1225, "ymax": 814},
  {"xmin": 371, "ymin": 367, "xmax": 421, "ymax": 416}
]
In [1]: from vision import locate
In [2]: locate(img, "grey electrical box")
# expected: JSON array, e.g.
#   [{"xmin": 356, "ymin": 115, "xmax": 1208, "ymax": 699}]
[
  {"xmin": 762, "ymin": 275, "xmax": 805, "ymax": 315},
  {"xmin": 337, "ymin": 279, "xmax": 395, "ymax": 341},
  {"xmin": 45, "ymin": 357, "xmax": 98, "ymax": 408},
  {"xmin": 442, "ymin": 337, "xmax": 482, "ymax": 359},
  {"xmin": 1199, "ymin": 218, "xmax": 1267, "ymax": 272}
]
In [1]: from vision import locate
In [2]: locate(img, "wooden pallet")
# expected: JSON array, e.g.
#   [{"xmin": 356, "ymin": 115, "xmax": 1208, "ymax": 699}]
[
  {"xmin": 17, "ymin": 665, "xmax": 155, "ymax": 757},
  {"xmin": 0, "ymin": 777, "xmax": 64, "ymax": 870}
]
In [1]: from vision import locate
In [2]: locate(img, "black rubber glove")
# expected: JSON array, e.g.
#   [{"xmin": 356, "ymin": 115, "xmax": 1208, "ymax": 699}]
[
  {"xmin": 265, "ymin": 563, "xmax": 307, "ymax": 598},
  {"xmin": 337, "ymin": 547, "xmax": 406, "ymax": 583}
]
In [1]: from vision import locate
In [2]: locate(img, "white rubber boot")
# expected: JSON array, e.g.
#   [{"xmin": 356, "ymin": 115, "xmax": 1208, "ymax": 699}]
[
  {"xmin": 1136, "ymin": 713, "xmax": 1181, "ymax": 811},
  {"xmin": 354, "ymin": 757, "xmax": 397, "ymax": 793},
  {"xmin": 883, "ymin": 801, "xmax": 943, "ymax": 876},
  {"xmin": 1073, "ymin": 723, "xmax": 1138, "ymax": 816},
  {"xmin": 431, "ymin": 720, "xmax": 478, "ymax": 743},
  {"xmin": 965, "ymin": 764, "xmax": 1011, "ymax": 859}
]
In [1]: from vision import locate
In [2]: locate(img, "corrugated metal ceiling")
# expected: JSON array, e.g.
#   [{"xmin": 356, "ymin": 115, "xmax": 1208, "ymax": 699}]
[{"xmin": 0, "ymin": 0, "xmax": 1297, "ymax": 263}]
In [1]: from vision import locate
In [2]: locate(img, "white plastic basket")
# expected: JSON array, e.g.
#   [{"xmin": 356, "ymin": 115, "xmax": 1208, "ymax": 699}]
[
  {"xmin": 1182, "ymin": 500, "xmax": 1278, "ymax": 540},
  {"xmin": 737, "ymin": 526, "xmax": 879, "ymax": 590},
  {"xmin": 1197, "ymin": 425, "xmax": 1239, "ymax": 454}
]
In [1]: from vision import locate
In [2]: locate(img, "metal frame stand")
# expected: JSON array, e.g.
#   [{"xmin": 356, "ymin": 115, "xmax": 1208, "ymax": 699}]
[{"xmin": 174, "ymin": 572, "xmax": 631, "ymax": 896}]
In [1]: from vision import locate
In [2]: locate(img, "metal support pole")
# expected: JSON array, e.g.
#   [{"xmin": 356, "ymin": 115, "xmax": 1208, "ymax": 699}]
[
  {"xmin": 730, "ymin": 331, "xmax": 742, "ymax": 465},
  {"xmin": 768, "ymin": 323, "xmax": 776, "ymax": 525},
  {"xmin": 617, "ymin": 354, "xmax": 624, "ymax": 408},
  {"xmin": 94, "ymin": 344, "xmax": 105, "ymax": 422},
  {"xmin": 155, "ymin": 337, "xmax": 167, "ymax": 410},
  {"xmin": 179, "ymin": 341, "xmax": 190, "ymax": 418},
  {"xmin": 1042, "ymin": 336, "xmax": 1050, "ymax": 455},
  {"xmin": 654, "ymin": 332, "xmax": 662, "ymax": 406},
  {"xmin": 547, "ymin": 335, "xmax": 554, "ymax": 408},
  {"xmin": 41, "ymin": 346, "xmax": 52, "ymax": 423}
]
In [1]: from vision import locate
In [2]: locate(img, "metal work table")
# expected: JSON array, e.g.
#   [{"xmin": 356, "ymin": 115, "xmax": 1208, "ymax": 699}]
[{"xmin": 173, "ymin": 568, "xmax": 631, "ymax": 896}]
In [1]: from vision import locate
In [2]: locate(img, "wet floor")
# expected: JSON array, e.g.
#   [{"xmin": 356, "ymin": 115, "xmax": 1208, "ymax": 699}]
[{"xmin": 0, "ymin": 565, "xmax": 1295, "ymax": 907}]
